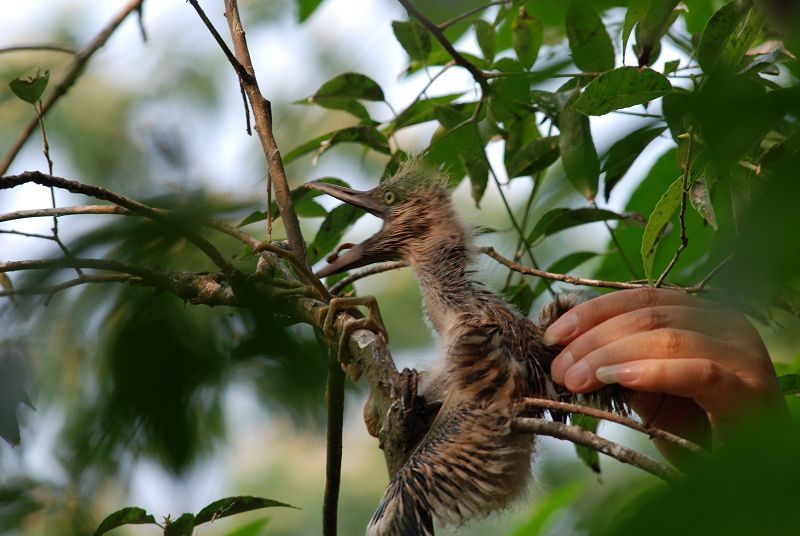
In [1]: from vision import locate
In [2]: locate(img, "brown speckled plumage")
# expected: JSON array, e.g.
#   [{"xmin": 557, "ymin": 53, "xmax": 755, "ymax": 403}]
[{"xmin": 308, "ymin": 160, "xmax": 625, "ymax": 536}]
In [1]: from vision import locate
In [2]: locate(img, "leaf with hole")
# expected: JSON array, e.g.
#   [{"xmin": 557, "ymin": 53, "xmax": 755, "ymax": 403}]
[
  {"xmin": 392, "ymin": 20, "xmax": 432, "ymax": 63},
  {"xmin": 565, "ymin": 1, "xmax": 614, "ymax": 72},
  {"xmin": 641, "ymin": 175, "xmax": 683, "ymax": 283},
  {"xmin": 574, "ymin": 67, "xmax": 672, "ymax": 116},
  {"xmin": 689, "ymin": 179, "xmax": 717, "ymax": 230},
  {"xmin": 9, "ymin": 70, "xmax": 49, "ymax": 104},
  {"xmin": 92, "ymin": 507, "xmax": 157, "ymax": 536}
]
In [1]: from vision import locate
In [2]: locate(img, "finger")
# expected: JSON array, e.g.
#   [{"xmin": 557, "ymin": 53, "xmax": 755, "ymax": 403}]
[
  {"xmin": 593, "ymin": 358, "xmax": 748, "ymax": 420},
  {"xmin": 543, "ymin": 288, "xmax": 719, "ymax": 346},
  {"xmin": 551, "ymin": 305, "xmax": 727, "ymax": 381},
  {"xmin": 559, "ymin": 328, "xmax": 732, "ymax": 392}
]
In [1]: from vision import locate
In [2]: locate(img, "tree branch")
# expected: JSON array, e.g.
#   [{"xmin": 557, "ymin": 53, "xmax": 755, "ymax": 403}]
[
  {"xmin": 329, "ymin": 261, "xmax": 408, "ymax": 295},
  {"xmin": 512, "ymin": 417, "xmax": 681, "ymax": 481},
  {"xmin": 0, "ymin": 0, "xmax": 146, "ymax": 175},
  {"xmin": 194, "ymin": 0, "xmax": 308, "ymax": 265},
  {"xmin": 0, "ymin": 274, "xmax": 139, "ymax": 298},
  {"xmin": 323, "ymin": 354, "xmax": 345, "ymax": 536},
  {"xmin": 521, "ymin": 397, "xmax": 706, "ymax": 456},
  {"xmin": 0, "ymin": 171, "xmax": 238, "ymax": 277},
  {"xmin": 0, "ymin": 44, "xmax": 77, "ymax": 55},
  {"xmin": 397, "ymin": 0, "xmax": 489, "ymax": 93}
]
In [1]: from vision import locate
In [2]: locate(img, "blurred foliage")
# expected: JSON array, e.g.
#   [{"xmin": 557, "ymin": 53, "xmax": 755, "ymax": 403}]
[{"xmin": 2, "ymin": 0, "xmax": 800, "ymax": 534}]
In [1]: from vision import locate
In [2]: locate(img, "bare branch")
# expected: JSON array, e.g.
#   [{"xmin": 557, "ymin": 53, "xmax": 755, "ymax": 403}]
[
  {"xmin": 397, "ymin": 0, "xmax": 489, "ymax": 93},
  {"xmin": 512, "ymin": 417, "xmax": 681, "ymax": 481},
  {"xmin": 481, "ymin": 246, "xmax": 647, "ymax": 290},
  {"xmin": 323, "ymin": 355, "xmax": 345, "ymax": 536},
  {"xmin": 329, "ymin": 261, "xmax": 409, "ymax": 295},
  {"xmin": 188, "ymin": 0, "xmax": 307, "ymax": 264},
  {"xmin": 0, "ymin": 44, "xmax": 77, "ymax": 55},
  {"xmin": 0, "ymin": 171, "xmax": 238, "ymax": 277},
  {"xmin": 438, "ymin": 1, "xmax": 506, "ymax": 31},
  {"xmin": 521, "ymin": 397, "xmax": 706, "ymax": 456},
  {"xmin": 0, "ymin": 205, "xmax": 127, "ymax": 223},
  {"xmin": 0, "ymin": 0, "xmax": 147, "ymax": 175},
  {"xmin": 656, "ymin": 131, "xmax": 694, "ymax": 288},
  {"xmin": 0, "ymin": 274, "xmax": 139, "ymax": 298}
]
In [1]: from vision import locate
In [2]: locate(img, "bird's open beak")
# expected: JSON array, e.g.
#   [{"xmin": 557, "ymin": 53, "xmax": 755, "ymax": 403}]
[{"xmin": 305, "ymin": 181, "xmax": 392, "ymax": 278}]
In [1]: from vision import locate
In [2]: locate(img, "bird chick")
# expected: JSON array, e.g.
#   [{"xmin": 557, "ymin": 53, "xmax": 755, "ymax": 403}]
[{"xmin": 307, "ymin": 159, "xmax": 618, "ymax": 535}]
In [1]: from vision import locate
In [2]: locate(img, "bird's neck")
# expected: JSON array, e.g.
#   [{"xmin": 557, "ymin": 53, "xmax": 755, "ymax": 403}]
[{"xmin": 407, "ymin": 239, "xmax": 484, "ymax": 336}]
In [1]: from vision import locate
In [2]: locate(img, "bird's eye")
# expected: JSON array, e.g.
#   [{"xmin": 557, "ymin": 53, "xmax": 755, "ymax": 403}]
[{"xmin": 383, "ymin": 190, "xmax": 397, "ymax": 205}]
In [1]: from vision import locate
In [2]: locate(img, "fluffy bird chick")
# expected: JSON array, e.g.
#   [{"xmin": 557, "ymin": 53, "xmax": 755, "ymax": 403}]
[{"xmin": 307, "ymin": 160, "xmax": 605, "ymax": 535}]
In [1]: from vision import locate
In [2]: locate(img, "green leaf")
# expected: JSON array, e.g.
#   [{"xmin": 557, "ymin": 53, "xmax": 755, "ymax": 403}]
[
  {"xmin": 698, "ymin": 1, "xmax": 762, "ymax": 73},
  {"xmin": 195, "ymin": 496, "xmax": 297, "ymax": 525},
  {"xmin": 387, "ymin": 92, "xmax": 464, "ymax": 133},
  {"xmin": 602, "ymin": 125, "xmax": 666, "ymax": 198},
  {"xmin": 528, "ymin": 207, "xmax": 626, "ymax": 245},
  {"xmin": 427, "ymin": 121, "xmax": 485, "ymax": 188},
  {"xmin": 283, "ymin": 126, "xmax": 389, "ymax": 164},
  {"xmin": 296, "ymin": 72, "xmax": 384, "ymax": 121},
  {"xmin": 222, "ymin": 518, "xmax": 270, "ymax": 536},
  {"xmin": 93, "ymin": 507, "xmax": 157, "ymax": 536},
  {"xmin": 571, "ymin": 414, "xmax": 601, "ymax": 473},
  {"xmin": 689, "ymin": 179, "xmax": 718, "ymax": 230},
  {"xmin": 297, "ymin": 0, "xmax": 323, "ymax": 21},
  {"xmin": 488, "ymin": 60, "xmax": 531, "ymax": 121},
  {"xmin": 623, "ymin": 0, "xmax": 648, "ymax": 58},
  {"xmin": 779, "ymin": 374, "xmax": 800, "ymax": 395},
  {"xmin": 534, "ymin": 251, "xmax": 598, "ymax": 297},
  {"xmin": 574, "ymin": 67, "xmax": 672, "ymax": 116},
  {"xmin": 392, "ymin": 20, "xmax": 432, "ymax": 63},
  {"xmin": 634, "ymin": 0, "xmax": 680, "ymax": 66},
  {"xmin": 559, "ymin": 96, "xmax": 600, "ymax": 200},
  {"xmin": 238, "ymin": 178, "xmax": 350, "ymax": 227},
  {"xmin": 506, "ymin": 135, "xmax": 560, "ymax": 179},
  {"xmin": 663, "ymin": 59, "xmax": 680, "ymax": 76},
  {"xmin": 164, "ymin": 513, "xmax": 195, "ymax": 536},
  {"xmin": 512, "ymin": 12, "xmax": 543, "ymax": 69},
  {"xmin": 530, "ymin": 90, "xmax": 571, "ymax": 127},
  {"xmin": 474, "ymin": 19, "xmax": 495, "ymax": 61},
  {"xmin": 641, "ymin": 175, "xmax": 683, "ymax": 282},
  {"xmin": 565, "ymin": 1, "xmax": 614, "ymax": 73},
  {"xmin": 8, "ymin": 70, "xmax": 50, "ymax": 104},
  {"xmin": 308, "ymin": 204, "xmax": 363, "ymax": 265},
  {"xmin": 509, "ymin": 480, "xmax": 585, "ymax": 536}
]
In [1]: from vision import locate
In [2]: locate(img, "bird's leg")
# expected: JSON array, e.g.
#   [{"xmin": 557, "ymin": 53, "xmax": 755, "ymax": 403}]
[{"xmin": 316, "ymin": 296, "xmax": 389, "ymax": 376}]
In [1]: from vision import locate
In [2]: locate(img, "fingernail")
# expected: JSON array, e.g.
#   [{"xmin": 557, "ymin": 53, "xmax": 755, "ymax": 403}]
[
  {"xmin": 551, "ymin": 349, "xmax": 574, "ymax": 383},
  {"xmin": 564, "ymin": 361, "xmax": 589, "ymax": 390},
  {"xmin": 543, "ymin": 313, "xmax": 577, "ymax": 346},
  {"xmin": 596, "ymin": 364, "xmax": 640, "ymax": 385}
]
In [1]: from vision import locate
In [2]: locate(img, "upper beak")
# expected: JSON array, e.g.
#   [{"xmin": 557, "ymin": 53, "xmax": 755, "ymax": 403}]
[
  {"xmin": 304, "ymin": 181, "xmax": 391, "ymax": 277},
  {"xmin": 304, "ymin": 181, "xmax": 385, "ymax": 218}
]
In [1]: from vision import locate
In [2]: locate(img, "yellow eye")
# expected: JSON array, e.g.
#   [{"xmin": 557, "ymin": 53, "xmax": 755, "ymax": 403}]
[{"xmin": 383, "ymin": 190, "xmax": 397, "ymax": 205}]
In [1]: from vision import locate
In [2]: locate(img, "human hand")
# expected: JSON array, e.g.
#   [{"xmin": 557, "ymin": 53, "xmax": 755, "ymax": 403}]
[{"xmin": 544, "ymin": 288, "xmax": 787, "ymax": 458}]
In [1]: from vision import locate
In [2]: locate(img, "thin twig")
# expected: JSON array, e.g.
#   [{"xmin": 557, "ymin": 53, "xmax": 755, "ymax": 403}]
[
  {"xmin": 397, "ymin": 0, "xmax": 489, "ymax": 93},
  {"xmin": 329, "ymin": 261, "xmax": 408, "ymax": 295},
  {"xmin": 438, "ymin": 1, "xmax": 506, "ymax": 30},
  {"xmin": 656, "ymin": 131, "xmax": 694, "ymax": 287},
  {"xmin": 0, "ymin": 205, "xmax": 127, "ymax": 223},
  {"xmin": 0, "ymin": 0, "xmax": 146, "ymax": 175},
  {"xmin": 212, "ymin": 0, "xmax": 308, "ymax": 264},
  {"xmin": 0, "ymin": 229, "xmax": 55, "ymax": 240},
  {"xmin": 692, "ymin": 253, "xmax": 733, "ymax": 292},
  {"xmin": 322, "ymin": 353, "xmax": 346, "ymax": 536},
  {"xmin": 0, "ymin": 44, "xmax": 77, "ymax": 55},
  {"xmin": 0, "ymin": 172, "xmax": 238, "ymax": 277},
  {"xmin": 604, "ymin": 220, "xmax": 638, "ymax": 278},
  {"xmin": 521, "ymin": 397, "xmax": 706, "ymax": 456},
  {"xmin": 0, "ymin": 274, "xmax": 139, "ymax": 298},
  {"xmin": 512, "ymin": 417, "xmax": 681, "ymax": 481}
]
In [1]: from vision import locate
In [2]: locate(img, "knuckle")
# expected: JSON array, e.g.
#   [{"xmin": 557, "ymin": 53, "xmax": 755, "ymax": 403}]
[
  {"xmin": 659, "ymin": 328, "xmax": 684, "ymax": 354},
  {"xmin": 634, "ymin": 287, "xmax": 661, "ymax": 308},
  {"xmin": 697, "ymin": 360, "xmax": 723, "ymax": 389},
  {"xmin": 642, "ymin": 308, "xmax": 669, "ymax": 331}
]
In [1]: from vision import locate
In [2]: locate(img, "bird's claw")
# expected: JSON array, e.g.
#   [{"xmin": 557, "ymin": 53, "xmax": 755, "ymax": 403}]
[{"xmin": 317, "ymin": 296, "xmax": 389, "ymax": 374}]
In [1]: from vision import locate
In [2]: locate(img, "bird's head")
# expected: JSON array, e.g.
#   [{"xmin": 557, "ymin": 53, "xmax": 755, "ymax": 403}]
[{"xmin": 306, "ymin": 159, "xmax": 465, "ymax": 277}]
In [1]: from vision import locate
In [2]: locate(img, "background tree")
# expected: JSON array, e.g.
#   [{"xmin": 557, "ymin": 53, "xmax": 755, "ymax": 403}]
[{"xmin": 1, "ymin": 0, "xmax": 799, "ymax": 535}]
